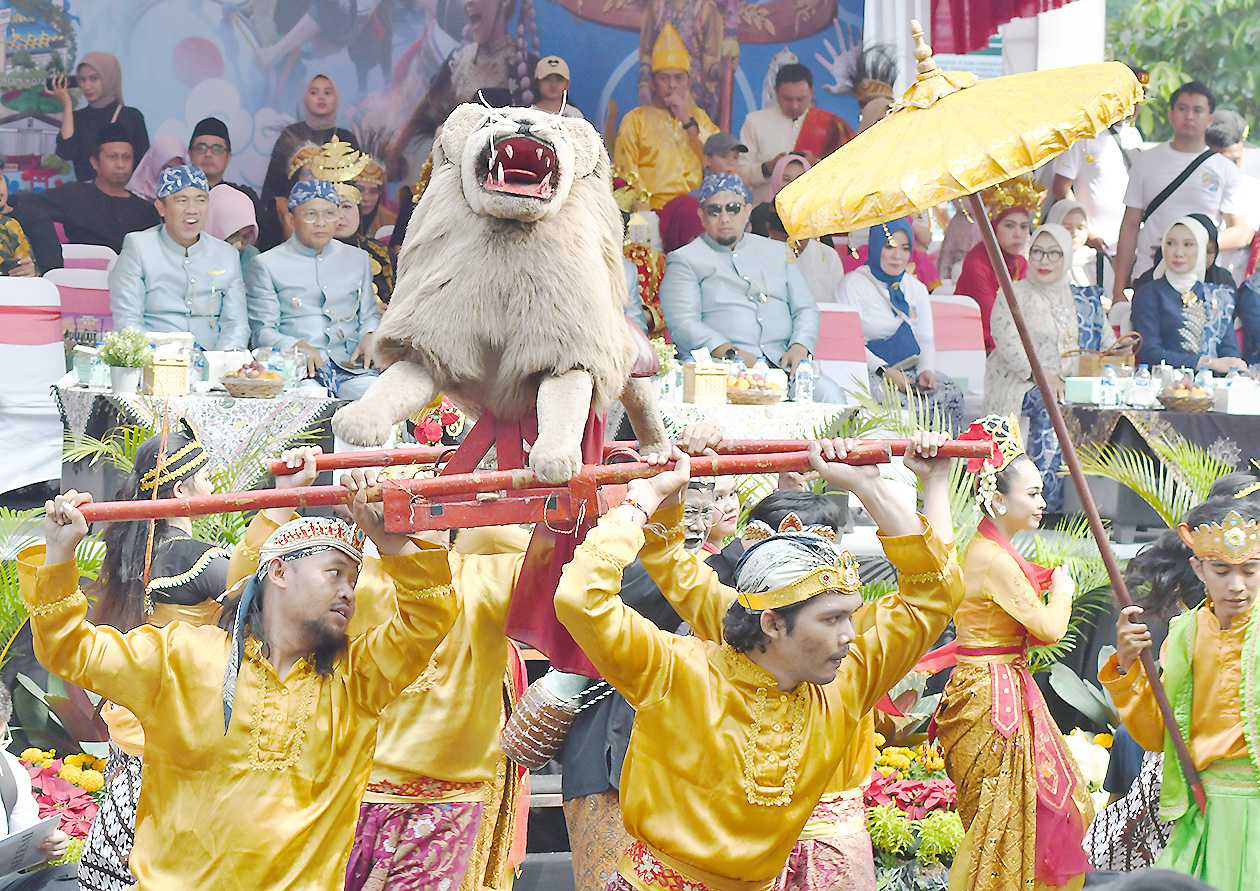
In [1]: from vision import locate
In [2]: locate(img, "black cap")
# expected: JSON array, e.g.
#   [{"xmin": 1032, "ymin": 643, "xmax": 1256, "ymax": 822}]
[
  {"xmin": 95, "ymin": 122, "xmax": 132, "ymax": 151},
  {"xmin": 472, "ymin": 87, "xmax": 514, "ymax": 108},
  {"xmin": 191, "ymin": 116, "xmax": 232, "ymax": 152},
  {"xmin": 703, "ymin": 132, "xmax": 748, "ymax": 156}
]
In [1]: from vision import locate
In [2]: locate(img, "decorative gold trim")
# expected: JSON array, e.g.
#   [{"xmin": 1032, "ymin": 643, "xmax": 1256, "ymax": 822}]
[
  {"xmin": 1178, "ymin": 510, "xmax": 1260, "ymax": 564},
  {"xmin": 736, "ymin": 554, "xmax": 862, "ymax": 611},
  {"xmin": 139, "ymin": 443, "xmax": 208, "ymax": 492},
  {"xmin": 146, "ymin": 547, "xmax": 230, "ymax": 595},
  {"xmin": 29, "ymin": 589, "xmax": 86, "ymax": 618}
]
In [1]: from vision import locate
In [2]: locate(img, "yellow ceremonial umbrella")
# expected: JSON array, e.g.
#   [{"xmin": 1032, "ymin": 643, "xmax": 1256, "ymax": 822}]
[{"xmin": 779, "ymin": 23, "xmax": 1206, "ymax": 813}]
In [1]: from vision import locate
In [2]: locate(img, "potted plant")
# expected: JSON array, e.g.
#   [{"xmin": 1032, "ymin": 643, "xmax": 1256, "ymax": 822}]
[{"xmin": 98, "ymin": 329, "xmax": 152, "ymax": 395}]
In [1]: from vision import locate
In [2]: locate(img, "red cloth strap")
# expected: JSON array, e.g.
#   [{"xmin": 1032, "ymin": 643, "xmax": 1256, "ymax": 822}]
[{"xmin": 0, "ymin": 305, "xmax": 62, "ymax": 345}]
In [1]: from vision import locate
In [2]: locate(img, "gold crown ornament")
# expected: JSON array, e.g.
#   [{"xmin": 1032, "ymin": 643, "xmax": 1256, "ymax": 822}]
[
  {"xmin": 312, "ymin": 135, "xmax": 370, "ymax": 184},
  {"xmin": 287, "ymin": 142, "xmax": 321, "ymax": 179},
  {"xmin": 1178, "ymin": 510, "xmax": 1260, "ymax": 564},
  {"xmin": 611, "ymin": 166, "xmax": 651, "ymax": 214},
  {"xmin": 736, "ymin": 551, "xmax": 862, "ymax": 611},
  {"xmin": 979, "ymin": 174, "xmax": 1045, "ymax": 225},
  {"xmin": 357, "ymin": 158, "xmax": 386, "ymax": 186},
  {"xmin": 741, "ymin": 512, "xmax": 838, "ymax": 546},
  {"xmin": 333, "ymin": 182, "xmax": 363, "ymax": 205}
]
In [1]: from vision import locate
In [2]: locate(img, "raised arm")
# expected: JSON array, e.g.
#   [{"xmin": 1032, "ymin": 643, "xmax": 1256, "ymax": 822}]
[
  {"xmin": 985, "ymin": 552, "xmax": 1073, "ymax": 644},
  {"xmin": 1098, "ymin": 605, "xmax": 1166, "ymax": 752},
  {"xmin": 22, "ymin": 492, "xmax": 171, "ymax": 714},
  {"xmin": 638, "ymin": 500, "xmax": 734, "ymax": 643}
]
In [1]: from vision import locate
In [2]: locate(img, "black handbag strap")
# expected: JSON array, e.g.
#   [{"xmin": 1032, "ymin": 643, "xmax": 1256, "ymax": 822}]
[
  {"xmin": 1141, "ymin": 150, "xmax": 1213, "ymax": 223},
  {"xmin": 1108, "ymin": 125, "xmax": 1133, "ymax": 171}
]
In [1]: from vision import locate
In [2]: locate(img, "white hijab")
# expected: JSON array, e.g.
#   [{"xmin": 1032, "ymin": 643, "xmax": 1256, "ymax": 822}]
[
  {"xmin": 1153, "ymin": 216, "xmax": 1208, "ymax": 293},
  {"xmin": 1020, "ymin": 224, "xmax": 1078, "ymax": 352},
  {"xmin": 1046, "ymin": 200, "xmax": 1093, "ymax": 287}
]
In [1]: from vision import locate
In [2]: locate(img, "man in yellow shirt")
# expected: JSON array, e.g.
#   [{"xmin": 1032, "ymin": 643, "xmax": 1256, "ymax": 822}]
[
  {"xmin": 554, "ymin": 436, "xmax": 964, "ymax": 891},
  {"xmin": 26, "ymin": 476, "xmax": 459, "ymax": 890},
  {"xmin": 614, "ymin": 22, "xmax": 719, "ymax": 210}
]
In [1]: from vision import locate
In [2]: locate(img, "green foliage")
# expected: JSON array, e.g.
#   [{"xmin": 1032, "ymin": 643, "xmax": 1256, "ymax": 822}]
[
  {"xmin": 868, "ymin": 804, "xmax": 915, "ymax": 856},
  {"xmin": 915, "ymin": 811, "xmax": 965, "ymax": 867},
  {"xmin": 1049, "ymin": 646, "xmax": 1120, "ymax": 730},
  {"xmin": 1109, "ymin": 0, "xmax": 1260, "ymax": 141},
  {"xmin": 98, "ymin": 328, "xmax": 153, "ymax": 368},
  {"xmin": 1077, "ymin": 431, "xmax": 1234, "ymax": 528},
  {"xmin": 62, "ymin": 420, "xmax": 158, "ymax": 474}
]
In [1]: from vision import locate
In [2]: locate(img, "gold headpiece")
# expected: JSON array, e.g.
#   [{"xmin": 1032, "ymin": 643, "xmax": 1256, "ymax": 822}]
[
  {"xmin": 611, "ymin": 166, "xmax": 651, "ymax": 214},
  {"xmin": 651, "ymin": 22, "xmax": 691, "ymax": 73},
  {"xmin": 736, "ymin": 552, "xmax": 862, "ymax": 611},
  {"xmin": 333, "ymin": 182, "xmax": 363, "ymax": 205},
  {"xmin": 287, "ymin": 142, "xmax": 321, "ymax": 179},
  {"xmin": 980, "ymin": 174, "xmax": 1045, "ymax": 225},
  {"xmin": 958, "ymin": 415, "xmax": 1025, "ymax": 514},
  {"xmin": 139, "ymin": 440, "xmax": 209, "ymax": 493},
  {"xmin": 1233, "ymin": 481, "xmax": 1260, "ymax": 500},
  {"xmin": 311, "ymin": 136, "xmax": 370, "ymax": 185},
  {"xmin": 855, "ymin": 79, "xmax": 895, "ymax": 106},
  {"xmin": 1178, "ymin": 510, "xmax": 1260, "ymax": 564},
  {"xmin": 356, "ymin": 158, "xmax": 385, "ymax": 186},
  {"xmin": 741, "ymin": 512, "xmax": 838, "ymax": 546}
]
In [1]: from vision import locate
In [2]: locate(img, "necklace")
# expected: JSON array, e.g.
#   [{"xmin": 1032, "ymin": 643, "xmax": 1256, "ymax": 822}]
[{"xmin": 741, "ymin": 682, "xmax": 808, "ymax": 807}]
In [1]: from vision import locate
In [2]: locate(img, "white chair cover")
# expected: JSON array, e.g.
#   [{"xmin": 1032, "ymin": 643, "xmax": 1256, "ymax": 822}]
[{"xmin": 0, "ymin": 278, "xmax": 64, "ymax": 493}]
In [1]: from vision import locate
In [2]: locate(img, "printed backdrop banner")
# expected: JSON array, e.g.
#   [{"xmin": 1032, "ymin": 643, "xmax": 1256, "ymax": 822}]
[{"xmin": 0, "ymin": 0, "xmax": 863, "ymax": 199}]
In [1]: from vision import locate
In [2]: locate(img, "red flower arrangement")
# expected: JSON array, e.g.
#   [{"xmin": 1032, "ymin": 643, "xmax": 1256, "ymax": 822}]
[
  {"xmin": 956, "ymin": 420, "xmax": 1002, "ymax": 472},
  {"xmin": 410, "ymin": 396, "xmax": 465, "ymax": 446},
  {"xmin": 24, "ymin": 758, "xmax": 100, "ymax": 838},
  {"xmin": 865, "ymin": 772, "xmax": 957, "ymax": 821}
]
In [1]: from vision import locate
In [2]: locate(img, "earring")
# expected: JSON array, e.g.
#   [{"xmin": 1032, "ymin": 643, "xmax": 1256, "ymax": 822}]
[{"xmin": 994, "ymin": 503, "xmax": 1007, "ymax": 516}]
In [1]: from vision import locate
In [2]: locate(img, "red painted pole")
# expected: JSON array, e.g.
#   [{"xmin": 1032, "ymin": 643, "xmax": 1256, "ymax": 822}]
[
  {"xmin": 83, "ymin": 440, "xmax": 990, "ymax": 522},
  {"xmin": 967, "ymin": 192, "xmax": 1205, "ymax": 813}
]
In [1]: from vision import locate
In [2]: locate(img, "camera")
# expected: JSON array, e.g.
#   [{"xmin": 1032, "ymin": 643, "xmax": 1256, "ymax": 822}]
[{"xmin": 45, "ymin": 74, "xmax": 78, "ymax": 91}]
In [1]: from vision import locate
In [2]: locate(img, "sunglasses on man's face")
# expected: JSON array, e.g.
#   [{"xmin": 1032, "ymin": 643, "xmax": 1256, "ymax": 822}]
[
  {"xmin": 704, "ymin": 201, "xmax": 745, "ymax": 217},
  {"xmin": 190, "ymin": 142, "xmax": 228, "ymax": 156}
]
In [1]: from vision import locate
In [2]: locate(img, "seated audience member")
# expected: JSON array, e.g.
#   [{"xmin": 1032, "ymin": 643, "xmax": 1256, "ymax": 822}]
[
  {"xmin": 657, "ymin": 132, "xmax": 748, "ymax": 253},
  {"xmin": 109, "ymin": 165, "xmax": 248, "ymax": 350},
  {"xmin": 839, "ymin": 219, "xmax": 964, "ymax": 432},
  {"xmin": 533, "ymin": 55, "xmax": 584, "ymax": 118},
  {"xmin": 0, "ymin": 172, "xmax": 39, "ymax": 277},
  {"xmin": 355, "ymin": 158, "xmax": 394, "ymax": 238},
  {"xmin": 749, "ymin": 201, "xmax": 845, "ymax": 305},
  {"xmin": 839, "ymin": 211, "xmax": 942, "ymax": 292},
  {"xmin": 1132, "ymin": 216, "xmax": 1245, "ymax": 372},
  {"xmin": 246, "ymin": 180, "xmax": 379, "ymax": 399},
  {"xmin": 333, "ymin": 181, "xmax": 394, "ymax": 307},
  {"xmin": 1047, "ymin": 199, "xmax": 1104, "ymax": 288},
  {"xmin": 660, "ymin": 173, "xmax": 838, "ymax": 399},
  {"xmin": 0, "ymin": 687, "xmax": 70, "ymax": 862},
  {"xmin": 206, "ymin": 182, "xmax": 261, "ymax": 274},
  {"xmin": 4, "ymin": 176, "xmax": 61, "ymax": 274},
  {"xmin": 955, "ymin": 177, "xmax": 1038, "ymax": 352},
  {"xmin": 31, "ymin": 123, "xmax": 158, "ymax": 253},
  {"xmin": 188, "ymin": 117, "xmax": 260, "ymax": 205},
  {"xmin": 126, "ymin": 133, "xmax": 185, "ymax": 202},
  {"xmin": 48, "ymin": 52, "xmax": 149, "ymax": 182}
]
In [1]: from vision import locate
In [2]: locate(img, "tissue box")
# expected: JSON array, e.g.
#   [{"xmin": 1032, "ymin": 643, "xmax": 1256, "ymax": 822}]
[
  {"xmin": 143, "ymin": 357, "xmax": 190, "ymax": 397},
  {"xmin": 683, "ymin": 363, "xmax": 727, "ymax": 404},
  {"xmin": 1064, "ymin": 377, "xmax": 1101, "ymax": 405},
  {"xmin": 1215, "ymin": 382, "xmax": 1260, "ymax": 415}
]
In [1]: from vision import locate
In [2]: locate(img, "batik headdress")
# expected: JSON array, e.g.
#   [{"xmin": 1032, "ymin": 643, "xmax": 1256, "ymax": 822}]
[
  {"xmin": 735, "ymin": 532, "xmax": 861, "ymax": 612},
  {"xmin": 221, "ymin": 517, "xmax": 366, "ymax": 732},
  {"xmin": 139, "ymin": 439, "xmax": 209, "ymax": 493},
  {"xmin": 979, "ymin": 174, "xmax": 1045, "ymax": 226},
  {"xmin": 957, "ymin": 415, "xmax": 1024, "ymax": 514},
  {"xmin": 1178, "ymin": 510, "xmax": 1260, "ymax": 564}
]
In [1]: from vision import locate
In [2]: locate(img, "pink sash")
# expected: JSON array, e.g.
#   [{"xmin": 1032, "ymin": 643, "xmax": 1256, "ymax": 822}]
[{"xmin": 0, "ymin": 306, "xmax": 62, "ymax": 345}]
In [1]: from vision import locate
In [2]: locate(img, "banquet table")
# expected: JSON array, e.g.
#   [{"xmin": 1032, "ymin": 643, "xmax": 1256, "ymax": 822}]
[
  {"xmin": 614, "ymin": 399, "xmax": 853, "ymax": 442},
  {"xmin": 56, "ymin": 385, "xmax": 346, "ymax": 502}
]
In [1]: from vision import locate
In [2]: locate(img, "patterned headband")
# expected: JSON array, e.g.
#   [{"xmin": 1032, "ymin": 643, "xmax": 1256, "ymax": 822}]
[
  {"xmin": 697, "ymin": 172, "xmax": 751, "ymax": 205},
  {"xmin": 288, "ymin": 179, "xmax": 339, "ymax": 210},
  {"xmin": 157, "ymin": 164, "xmax": 209, "ymax": 199},
  {"xmin": 139, "ymin": 440, "xmax": 209, "ymax": 493},
  {"xmin": 1178, "ymin": 510, "xmax": 1260, "ymax": 564}
]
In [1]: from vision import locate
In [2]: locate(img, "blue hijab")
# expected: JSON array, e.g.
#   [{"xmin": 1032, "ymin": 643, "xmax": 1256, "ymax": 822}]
[{"xmin": 866, "ymin": 217, "xmax": 915, "ymax": 316}]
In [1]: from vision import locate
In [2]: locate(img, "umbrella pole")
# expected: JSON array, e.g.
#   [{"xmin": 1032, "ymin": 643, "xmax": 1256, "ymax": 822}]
[{"xmin": 966, "ymin": 193, "xmax": 1206, "ymax": 814}]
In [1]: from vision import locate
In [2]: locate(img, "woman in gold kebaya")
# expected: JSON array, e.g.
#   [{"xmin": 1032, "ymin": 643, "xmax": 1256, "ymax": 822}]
[{"xmin": 934, "ymin": 416, "xmax": 1094, "ymax": 891}]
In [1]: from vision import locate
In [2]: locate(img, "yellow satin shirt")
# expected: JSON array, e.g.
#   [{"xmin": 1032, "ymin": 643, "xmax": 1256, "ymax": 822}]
[
  {"xmin": 1100, "ymin": 606, "xmax": 1249, "ymax": 768},
  {"xmin": 230, "ymin": 514, "xmax": 530, "ymax": 794},
  {"xmin": 638, "ymin": 503, "xmax": 878, "ymax": 794},
  {"xmin": 20, "ymin": 543, "xmax": 458, "ymax": 891},
  {"xmin": 614, "ymin": 104, "xmax": 719, "ymax": 209},
  {"xmin": 954, "ymin": 537, "xmax": 1071, "ymax": 649},
  {"xmin": 555, "ymin": 509, "xmax": 962, "ymax": 890}
]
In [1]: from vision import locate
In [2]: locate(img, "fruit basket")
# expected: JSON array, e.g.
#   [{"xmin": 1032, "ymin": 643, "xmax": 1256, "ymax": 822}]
[
  {"xmin": 1157, "ymin": 390, "xmax": 1213, "ymax": 412},
  {"xmin": 222, "ymin": 373, "xmax": 285, "ymax": 398},
  {"xmin": 727, "ymin": 366, "xmax": 786, "ymax": 405},
  {"xmin": 727, "ymin": 386, "xmax": 784, "ymax": 405}
]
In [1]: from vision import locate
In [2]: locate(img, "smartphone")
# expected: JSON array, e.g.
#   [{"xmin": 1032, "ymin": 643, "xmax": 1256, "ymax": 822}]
[{"xmin": 45, "ymin": 74, "xmax": 78, "ymax": 91}]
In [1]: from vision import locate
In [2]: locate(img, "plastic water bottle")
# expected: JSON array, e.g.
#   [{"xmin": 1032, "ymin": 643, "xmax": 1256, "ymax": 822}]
[
  {"xmin": 792, "ymin": 360, "xmax": 815, "ymax": 403},
  {"xmin": 1195, "ymin": 368, "xmax": 1215, "ymax": 392},
  {"xmin": 1099, "ymin": 364, "xmax": 1118, "ymax": 407},
  {"xmin": 1131, "ymin": 364, "xmax": 1152, "ymax": 406}
]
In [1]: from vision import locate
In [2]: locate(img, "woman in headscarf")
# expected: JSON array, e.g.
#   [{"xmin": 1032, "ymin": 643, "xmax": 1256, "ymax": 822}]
[
  {"xmin": 839, "ymin": 211, "xmax": 942, "ymax": 292},
  {"xmin": 955, "ymin": 176, "xmax": 1040, "ymax": 353},
  {"xmin": 206, "ymin": 183, "xmax": 261, "ymax": 274},
  {"xmin": 1046, "ymin": 200, "xmax": 1106, "ymax": 290},
  {"xmin": 838, "ymin": 218, "xmax": 964, "ymax": 433},
  {"xmin": 1132, "ymin": 216, "xmax": 1246, "ymax": 372},
  {"xmin": 258, "ymin": 74, "xmax": 357, "ymax": 250},
  {"xmin": 125, "ymin": 133, "xmax": 186, "ymax": 202},
  {"xmin": 936, "ymin": 415, "xmax": 1094, "ymax": 891},
  {"xmin": 48, "ymin": 52, "xmax": 150, "ymax": 182},
  {"xmin": 987, "ymin": 224, "xmax": 1113, "ymax": 511}
]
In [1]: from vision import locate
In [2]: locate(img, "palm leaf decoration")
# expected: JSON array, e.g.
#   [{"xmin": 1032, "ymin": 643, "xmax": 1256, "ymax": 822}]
[
  {"xmin": 1076, "ymin": 431, "xmax": 1234, "ymax": 528},
  {"xmin": 62, "ymin": 420, "xmax": 158, "ymax": 472}
]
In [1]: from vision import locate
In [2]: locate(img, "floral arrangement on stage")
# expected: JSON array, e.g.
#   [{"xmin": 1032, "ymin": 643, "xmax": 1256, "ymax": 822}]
[
  {"xmin": 407, "ymin": 396, "xmax": 465, "ymax": 446},
  {"xmin": 866, "ymin": 736, "xmax": 964, "ymax": 891},
  {"xmin": 1062, "ymin": 726, "xmax": 1114, "ymax": 814},
  {"xmin": 18, "ymin": 748, "xmax": 108, "ymax": 865}
]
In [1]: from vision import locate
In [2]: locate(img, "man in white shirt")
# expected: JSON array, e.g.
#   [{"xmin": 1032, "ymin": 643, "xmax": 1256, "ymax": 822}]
[
  {"xmin": 1051, "ymin": 121, "xmax": 1139, "ymax": 251},
  {"xmin": 1112, "ymin": 81, "xmax": 1253, "ymax": 304},
  {"xmin": 738, "ymin": 63, "xmax": 852, "ymax": 203},
  {"xmin": 1206, "ymin": 109, "xmax": 1260, "ymax": 282}
]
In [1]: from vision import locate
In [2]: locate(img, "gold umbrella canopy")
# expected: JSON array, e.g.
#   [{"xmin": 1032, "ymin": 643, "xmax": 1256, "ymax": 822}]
[{"xmin": 776, "ymin": 21, "xmax": 1143, "ymax": 242}]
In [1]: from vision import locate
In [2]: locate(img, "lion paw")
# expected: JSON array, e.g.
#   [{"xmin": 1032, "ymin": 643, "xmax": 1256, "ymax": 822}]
[
  {"xmin": 332, "ymin": 402, "xmax": 395, "ymax": 447},
  {"xmin": 528, "ymin": 435, "xmax": 583, "ymax": 484},
  {"xmin": 637, "ymin": 439, "xmax": 673, "ymax": 464}
]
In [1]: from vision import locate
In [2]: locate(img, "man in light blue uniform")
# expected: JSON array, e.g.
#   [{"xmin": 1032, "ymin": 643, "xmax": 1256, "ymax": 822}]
[
  {"xmin": 659, "ymin": 173, "xmax": 838, "ymax": 400},
  {"xmin": 245, "ymin": 179, "xmax": 379, "ymax": 399},
  {"xmin": 109, "ymin": 165, "xmax": 248, "ymax": 349}
]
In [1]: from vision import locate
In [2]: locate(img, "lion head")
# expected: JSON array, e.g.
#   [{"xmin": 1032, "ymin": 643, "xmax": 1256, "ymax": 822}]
[{"xmin": 435, "ymin": 103, "xmax": 604, "ymax": 223}]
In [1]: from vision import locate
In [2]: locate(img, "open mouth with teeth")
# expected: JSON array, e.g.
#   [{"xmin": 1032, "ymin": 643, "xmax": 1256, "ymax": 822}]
[{"xmin": 482, "ymin": 134, "xmax": 558, "ymax": 199}]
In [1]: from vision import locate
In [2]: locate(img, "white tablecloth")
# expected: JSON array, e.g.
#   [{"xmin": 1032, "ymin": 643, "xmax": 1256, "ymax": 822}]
[{"xmin": 656, "ymin": 400, "xmax": 852, "ymax": 440}]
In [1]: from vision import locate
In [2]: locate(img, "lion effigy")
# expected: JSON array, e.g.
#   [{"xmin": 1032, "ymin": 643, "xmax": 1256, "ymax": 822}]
[{"xmin": 331, "ymin": 103, "xmax": 669, "ymax": 481}]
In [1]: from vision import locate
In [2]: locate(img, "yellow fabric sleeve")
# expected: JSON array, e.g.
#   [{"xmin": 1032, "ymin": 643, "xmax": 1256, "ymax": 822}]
[
  {"xmin": 638, "ymin": 501, "xmax": 734, "ymax": 642},
  {"xmin": 1099, "ymin": 649, "xmax": 1167, "ymax": 753},
  {"xmin": 985, "ymin": 552, "xmax": 1072, "ymax": 644},
  {"xmin": 554, "ymin": 508, "xmax": 678, "ymax": 709}
]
